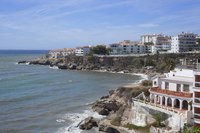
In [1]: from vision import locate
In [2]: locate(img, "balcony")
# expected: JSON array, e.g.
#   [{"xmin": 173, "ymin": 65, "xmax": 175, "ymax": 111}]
[
  {"xmin": 150, "ymin": 87, "xmax": 193, "ymax": 98},
  {"xmin": 195, "ymin": 82, "xmax": 200, "ymax": 88},
  {"xmin": 195, "ymin": 98, "xmax": 200, "ymax": 104},
  {"xmin": 194, "ymin": 114, "xmax": 200, "ymax": 124},
  {"xmin": 194, "ymin": 118, "xmax": 200, "ymax": 124}
]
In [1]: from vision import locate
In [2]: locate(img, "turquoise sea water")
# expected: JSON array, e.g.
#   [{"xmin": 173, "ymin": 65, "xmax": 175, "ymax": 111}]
[{"xmin": 0, "ymin": 50, "xmax": 141, "ymax": 133}]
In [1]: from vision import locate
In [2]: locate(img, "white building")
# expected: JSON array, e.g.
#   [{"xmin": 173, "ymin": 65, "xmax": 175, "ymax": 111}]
[
  {"xmin": 170, "ymin": 32, "xmax": 200, "ymax": 53},
  {"xmin": 109, "ymin": 40, "xmax": 150, "ymax": 55},
  {"xmin": 75, "ymin": 45, "xmax": 91, "ymax": 56},
  {"xmin": 48, "ymin": 48, "xmax": 75, "ymax": 58},
  {"xmin": 141, "ymin": 34, "xmax": 171, "ymax": 53},
  {"xmin": 150, "ymin": 67, "xmax": 200, "ymax": 127},
  {"xmin": 196, "ymin": 35, "xmax": 200, "ymax": 45}
]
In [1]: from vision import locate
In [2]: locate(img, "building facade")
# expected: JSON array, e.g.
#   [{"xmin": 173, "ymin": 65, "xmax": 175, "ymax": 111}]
[
  {"xmin": 48, "ymin": 48, "xmax": 75, "ymax": 58},
  {"xmin": 75, "ymin": 45, "xmax": 91, "ymax": 56},
  {"xmin": 151, "ymin": 68, "xmax": 200, "ymax": 126},
  {"xmin": 109, "ymin": 40, "xmax": 150, "ymax": 55},
  {"xmin": 141, "ymin": 34, "xmax": 171, "ymax": 53},
  {"xmin": 170, "ymin": 32, "xmax": 199, "ymax": 53}
]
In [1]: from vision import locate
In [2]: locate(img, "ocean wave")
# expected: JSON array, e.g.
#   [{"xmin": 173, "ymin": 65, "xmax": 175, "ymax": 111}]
[
  {"xmin": 15, "ymin": 62, "xmax": 30, "ymax": 65},
  {"xmin": 55, "ymin": 110, "xmax": 104, "ymax": 133},
  {"xmin": 49, "ymin": 66, "xmax": 59, "ymax": 70}
]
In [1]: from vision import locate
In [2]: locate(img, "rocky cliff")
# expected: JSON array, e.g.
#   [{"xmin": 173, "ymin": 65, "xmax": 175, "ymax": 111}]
[
  {"xmin": 79, "ymin": 81, "xmax": 151, "ymax": 133},
  {"xmin": 18, "ymin": 53, "xmax": 200, "ymax": 75}
]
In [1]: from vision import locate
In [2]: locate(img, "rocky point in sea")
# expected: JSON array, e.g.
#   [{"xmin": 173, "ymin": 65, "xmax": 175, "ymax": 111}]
[
  {"xmin": 17, "ymin": 54, "xmax": 160, "ymax": 76},
  {"xmin": 78, "ymin": 80, "xmax": 152, "ymax": 133}
]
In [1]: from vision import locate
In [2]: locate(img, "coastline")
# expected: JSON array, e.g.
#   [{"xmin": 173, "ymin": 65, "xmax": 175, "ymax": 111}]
[
  {"xmin": 73, "ymin": 73, "xmax": 150, "ymax": 133},
  {"xmin": 17, "ymin": 58, "xmax": 152, "ymax": 133}
]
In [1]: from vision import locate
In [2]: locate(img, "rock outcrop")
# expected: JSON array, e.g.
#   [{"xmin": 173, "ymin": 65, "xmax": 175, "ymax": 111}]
[
  {"xmin": 79, "ymin": 117, "xmax": 98, "ymax": 130},
  {"xmin": 78, "ymin": 82, "xmax": 151, "ymax": 133},
  {"xmin": 92, "ymin": 100, "xmax": 122, "ymax": 116},
  {"xmin": 18, "ymin": 52, "xmax": 200, "ymax": 74}
]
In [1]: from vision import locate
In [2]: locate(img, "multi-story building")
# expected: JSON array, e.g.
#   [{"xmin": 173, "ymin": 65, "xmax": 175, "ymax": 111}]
[
  {"xmin": 109, "ymin": 40, "xmax": 150, "ymax": 55},
  {"xmin": 48, "ymin": 48, "xmax": 75, "ymax": 58},
  {"xmin": 150, "ymin": 66, "xmax": 200, "ymax": 127},
  {"xmin": 170, "ymin": 32, "xmax": 199, "ymax": 53},
  {"xmin": 75, "ymin": 45, "xmax": 91, "ymax": 56},
  {"xmin": 141, "ymin": 34, "xmax": 171, "ymax": 53},
  {"xmin": 196, "ymin": 35, "xmax": 200, "ymax": 45}
]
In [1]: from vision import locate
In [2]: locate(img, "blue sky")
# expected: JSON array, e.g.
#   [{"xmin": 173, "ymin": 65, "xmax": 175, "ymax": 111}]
[{"xmin": 0, "ymin": 0, "xmax": 200, "ymax": 50}]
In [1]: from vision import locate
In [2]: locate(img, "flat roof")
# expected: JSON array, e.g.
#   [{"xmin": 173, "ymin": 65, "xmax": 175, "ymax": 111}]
[{"xmin": 161, "ymin": 76, "xmax": 193, "ymax": 84}]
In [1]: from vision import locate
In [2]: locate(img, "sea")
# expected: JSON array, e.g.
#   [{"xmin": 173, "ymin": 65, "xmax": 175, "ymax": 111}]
[{"xmin": 0, "ymin": 50, "xmax": 143, "ymax": 133}]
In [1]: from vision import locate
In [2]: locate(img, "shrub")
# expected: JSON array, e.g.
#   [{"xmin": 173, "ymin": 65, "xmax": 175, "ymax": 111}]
[
  {"xmin": 110, "ymin": 116, "xmax": 121, "ymax": 126},
  {"xmin": 124, "ymin": 123, "xmax": 150, "ymax": 133},
  {"xmin": 141, "ymin": 80, "xmax": 152, "ymax": 86}
]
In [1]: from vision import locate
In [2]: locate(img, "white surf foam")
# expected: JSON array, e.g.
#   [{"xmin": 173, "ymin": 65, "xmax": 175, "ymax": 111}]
[
  {"xmin": 15, "ymin": 62, "xmax": 30, "ymax": 65},
  {"xmin": 49, "ymin": 66, "xmax": 59, "ymax": 70},
  {"xmin": 56, "ymin": 119, "xmax": 66, "ymax": 123},
  {"xmin": 55, "ymin": 110, "xmax": 104, "ymax": 133}
]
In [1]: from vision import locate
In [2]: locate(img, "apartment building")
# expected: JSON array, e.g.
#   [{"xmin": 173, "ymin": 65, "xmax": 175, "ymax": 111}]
[
  {"xmin": 150, "ymin": 67, "xmax": 200, "ymax": 126},
  {"xmin": 170, "ymin": 32, "xmax": 199, "ymax": 53},
  {"xmin": 75, "ymin": 45, "xmax": 91, "ymax": 56},
  {"xmin": 109, "ymin": 40, "xmax": 150, "ymax": 55},
  {"xmin": 141, "ymin": 34, "xmax": 171, "ymax": 53},
  {"xmin": 48, "ymin": 48, "xmax": 75, "ymax": 58}
]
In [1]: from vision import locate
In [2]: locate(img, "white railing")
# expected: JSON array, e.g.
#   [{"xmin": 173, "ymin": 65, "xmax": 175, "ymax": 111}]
[
  {"xmin": 132, "ymin": 98, "xmax": 179, "ymax": 115},
  {"xmin": 194, "ymin": 118, "xmax": 200, "ymax": 123},
  {"xmin": 194, "ymin": 113, "xmax": 200, "ymax": 117}
]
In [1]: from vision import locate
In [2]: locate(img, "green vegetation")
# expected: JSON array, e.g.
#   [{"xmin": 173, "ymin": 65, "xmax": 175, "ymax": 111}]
[
  {"xmin": 152, "ymin": 113, "xmax": 165, "ymax": 127},
  {"xmin": 197, "ymin": 38, "xmax": 200, "ymax": 45},
  {"xmin": 90, "ymin": 45, "xmax": 111, "ymax": 55},
  {"xmin": 87, "ymin": 55, "xmax": 96, "ymax": 63},
  {"xmin": 110, "ymin": 116, "xmax": 121, "ymax": 126},
  {"xmin": 183, "ymin": 124, "xmax": 190, "ymax": 133},
  {"xmin": 144, "ymin": 42, "xmax": 154, "ymax": 46},
  {"xmin": 141, "ymin": 80, "xmax": 152, "ymax": 86},
  {"xmin": 183, "ymin": 124, "xmax": 200, "ymax": 133},
  {"xmin": 124, "ymin": 123, "xmax": 150, "ymax": 133}
]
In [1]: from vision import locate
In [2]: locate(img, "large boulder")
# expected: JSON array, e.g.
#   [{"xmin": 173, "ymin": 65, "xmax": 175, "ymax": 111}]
[
  {"xmin": 106, "ymin": 127, "xmax": 120, "ymax": 133},
  {"xmin": 18, "ymin": 61, "xmax": 27, "ymax": 64},
  {"xmin": 79, "ymin": 117, "xmax": 98, "ymax": 130},
  {"xmin": 99, "ymin": 122, "xmax": 120, "ymax": 133},
  {"xmin": 98, "ymin": 108, "xmax": 110, "ymax": 116},
  {"xmin": 29, "ymin": 59, "xmax": 50, "ymax": 65},
  {"xmin": 68, "ymin": 63, "xmax": 77, "ymax": 70},
  {"xmin": 92, "ymin": 100, "xmax": 121, "ymax": 116},
  {"xmin": 57, "ymin": 63, "xmax": 68, "ymax": 69}
]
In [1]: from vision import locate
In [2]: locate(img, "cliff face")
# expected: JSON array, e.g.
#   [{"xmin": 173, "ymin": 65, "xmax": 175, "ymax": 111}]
[{"xmin": 22, "ymin": 53, "xmax": 200, "ymax": 74}]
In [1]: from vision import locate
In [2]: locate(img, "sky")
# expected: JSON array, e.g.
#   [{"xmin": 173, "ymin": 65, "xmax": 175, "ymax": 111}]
[{"xmin": 0, "ymin": 0, "xmax": 200, "ymax": 50}]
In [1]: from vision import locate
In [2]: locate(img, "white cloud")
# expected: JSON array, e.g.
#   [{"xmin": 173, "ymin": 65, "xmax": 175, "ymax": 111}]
[{"xmin": 138, "ymin": 23, "xmax": 159, "ymax": 28}]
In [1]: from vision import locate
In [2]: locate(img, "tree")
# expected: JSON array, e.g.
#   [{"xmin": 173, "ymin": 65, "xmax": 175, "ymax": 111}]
[
  {"xmin": 192, "ymin": 126, "xmax": 200, "ymax": 133},
  {"xmin": 183, "ymin": 124, "xmax": 190, "ymax": 133},
  {"xmin": 153, "ymin": 113, "xmax": 162, "ymax": 127},
  {"xmin": 91, "ymin": 45, "xmax": 111, "ymax": 55},
  {"xmin": 197, "ymin": 39, "xmax": 200, "ymax": 45}
]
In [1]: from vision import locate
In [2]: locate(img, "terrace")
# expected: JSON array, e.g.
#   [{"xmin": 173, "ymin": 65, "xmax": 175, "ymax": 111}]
[{"xmin": 150, "ymin": 87, "xmax": 193, "ymax": 98}]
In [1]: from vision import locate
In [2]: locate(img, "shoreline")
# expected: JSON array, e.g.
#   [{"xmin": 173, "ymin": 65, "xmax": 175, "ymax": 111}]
[{"xmin": 17, "ymin": 59, "xmax": 152, "ymax": 133}]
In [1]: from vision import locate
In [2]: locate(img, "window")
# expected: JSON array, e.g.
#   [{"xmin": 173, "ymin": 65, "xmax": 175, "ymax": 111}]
[
  {"xmin": 165, "ymin": 82, "xmax": 169, "ymax": 90},
  {"xmin": 176, "ymin": 84, "xmax": 181, "ymax": 92},
  {"xmin": 183, "ymin": 84, "xmax": 189, "ymax": 92},
  {"xmin": 154, "ymin": 81, "xmax": 157, "ymax": 85}
]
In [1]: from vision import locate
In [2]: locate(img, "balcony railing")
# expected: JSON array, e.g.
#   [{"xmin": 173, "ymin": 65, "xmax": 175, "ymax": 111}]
[
  {"xmin": 195, "ymin": 82, "xmax": 200, "ymax": 87},
  {"xmin": 194, "ymin": 118, "xmax": 200, "ymax": 123},
  {"xmin": 150, "ymin": 87, "xmax": 193, "ymax": 98},
  {"xmin": 195, "ymin": 98, "xmax": 200, "ymax": 104}
]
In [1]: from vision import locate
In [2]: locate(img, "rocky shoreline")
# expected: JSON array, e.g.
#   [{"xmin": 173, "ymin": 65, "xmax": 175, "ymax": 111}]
[
  {"xmin": 78, "ymin": 81, "xmax": 151, "ymax": 133},
  {"xmin": 17, "ymin": 57, "xmax": 154, "ymax": 133},
  {"xmin": 17, "ymin": 56, "xmax": 158, "ymax": 77}
]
